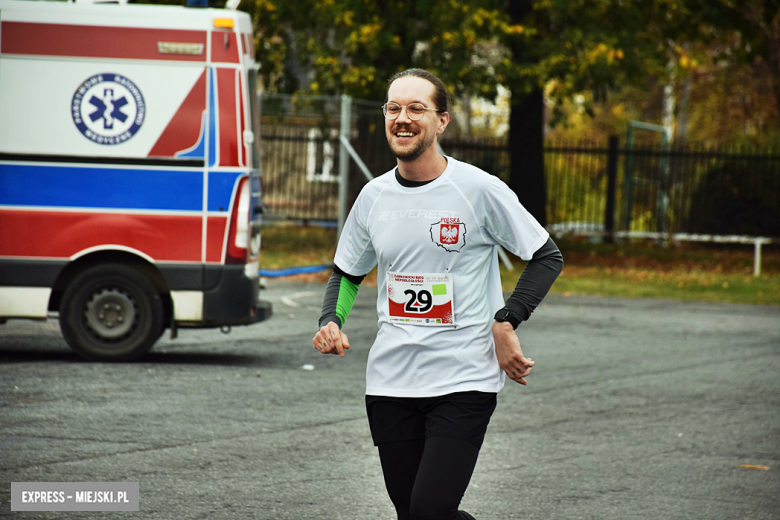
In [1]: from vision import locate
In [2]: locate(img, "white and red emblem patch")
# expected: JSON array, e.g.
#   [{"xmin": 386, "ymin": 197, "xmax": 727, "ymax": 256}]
[{"xmin": 430, "ymin": 219, "xmax": 466, "ymax": 252}]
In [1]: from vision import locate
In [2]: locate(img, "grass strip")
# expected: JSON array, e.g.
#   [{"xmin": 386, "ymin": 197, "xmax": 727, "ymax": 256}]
[{"xmin": 260, "ymin": 224, "xmax": 779, "ymax": 306}]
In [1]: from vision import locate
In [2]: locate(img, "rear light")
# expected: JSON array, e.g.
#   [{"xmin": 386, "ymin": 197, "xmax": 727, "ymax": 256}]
[{"xmin": 226, "ymin": 176, "xmax": 249, "ymax": 264}]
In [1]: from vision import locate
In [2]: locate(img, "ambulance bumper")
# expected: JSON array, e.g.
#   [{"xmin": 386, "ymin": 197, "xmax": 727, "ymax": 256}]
[{"xmin": 200, "ymin": 264, "xmax": 273, "ymax": 326}]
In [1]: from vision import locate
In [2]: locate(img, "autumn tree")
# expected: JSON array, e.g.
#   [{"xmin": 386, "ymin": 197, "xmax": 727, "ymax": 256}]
[{"xmin": 243, "ymin": 1, "xmax": 676, "ymax": 224}]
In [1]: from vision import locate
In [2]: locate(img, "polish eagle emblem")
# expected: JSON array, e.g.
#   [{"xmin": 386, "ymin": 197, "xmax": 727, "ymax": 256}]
[
  {"xmin": 441, "ymin": 225, "xmax": 459, "ymax": 244},
  {"xmin": 430, "ymin": 220, "xmax": 466, "ymax": 253}
]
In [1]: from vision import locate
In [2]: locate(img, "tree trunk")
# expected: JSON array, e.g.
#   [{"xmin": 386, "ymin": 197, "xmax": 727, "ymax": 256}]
[
  {"xmin": 508, "ymin": 88, "xmax": 547, "ymax": 226},
  {"xmin": 506, "ymin": 0, "xmax": 546, "ymax": 226}
]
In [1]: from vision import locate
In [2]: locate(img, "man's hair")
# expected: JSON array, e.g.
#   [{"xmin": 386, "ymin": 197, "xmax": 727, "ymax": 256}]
[{"xmin": 386, "ymin": 69, "xmax": 449, "ymax": 113}]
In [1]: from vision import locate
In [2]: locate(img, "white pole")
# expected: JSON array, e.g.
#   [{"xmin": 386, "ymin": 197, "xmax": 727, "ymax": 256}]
[
  {"xmin": 337, "ymin": 95, "xmax": 352, "ymax": 238},
  {"xmin": 754, "ymin": 239, "xmax": 765, "ymax": 277}
]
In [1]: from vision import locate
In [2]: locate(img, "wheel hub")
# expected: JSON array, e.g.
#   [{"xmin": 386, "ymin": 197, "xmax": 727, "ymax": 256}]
[{"xmin": 85, "ymin": 288, "xmax": 136, "ymax": 340}]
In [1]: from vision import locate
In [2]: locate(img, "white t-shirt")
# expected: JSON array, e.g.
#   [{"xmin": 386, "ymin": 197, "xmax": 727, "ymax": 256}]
[{"xmin": 335, "ymin": 156, "xmax": 549, "ymax": 397}]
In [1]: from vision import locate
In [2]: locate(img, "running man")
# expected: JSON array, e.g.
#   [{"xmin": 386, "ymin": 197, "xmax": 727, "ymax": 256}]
[{"xmin": 313, "ymin": 68, "xmax": 563, "ymax": 520}]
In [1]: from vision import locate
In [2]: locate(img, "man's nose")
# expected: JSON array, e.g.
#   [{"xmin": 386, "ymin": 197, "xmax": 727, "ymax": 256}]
[{"xmin": 396, "ymin": 105, "xmax": 413, "ymax": 123}]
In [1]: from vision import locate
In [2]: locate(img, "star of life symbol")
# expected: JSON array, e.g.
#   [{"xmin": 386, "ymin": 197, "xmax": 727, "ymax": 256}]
[
  {"xmin": 71, "ymin": 73, "xmax": 146, "ymax": 145},
  {"xmin": 430, "ymin": 219, "xmax": 466, "ymax": 252}
]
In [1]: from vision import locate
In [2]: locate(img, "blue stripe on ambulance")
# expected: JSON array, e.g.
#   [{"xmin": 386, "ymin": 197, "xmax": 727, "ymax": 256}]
[
  {"xmin": 0, "ymin": 163, "xmax": 203, "ymax": 211},
  {"xmin": 176, "ymin": 68, "xmax": 216, "ymax": 162},
  {"xmin": 207, "ymin": 171, "xmax": 243, "ymax": 212}
]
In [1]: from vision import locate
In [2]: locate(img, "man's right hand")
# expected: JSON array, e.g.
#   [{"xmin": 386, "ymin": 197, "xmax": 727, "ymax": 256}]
[{"xmin": 312, "ymin": 321, "xmax": 350, "ymax": 357}]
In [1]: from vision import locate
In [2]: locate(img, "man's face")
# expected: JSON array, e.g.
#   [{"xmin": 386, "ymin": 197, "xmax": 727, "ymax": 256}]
[{"xmin": 385, "ymin": 76, "xmax": 447, "ymax": 162}]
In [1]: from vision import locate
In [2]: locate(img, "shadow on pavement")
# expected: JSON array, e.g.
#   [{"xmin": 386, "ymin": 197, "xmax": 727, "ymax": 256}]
[{"xmin": 0, "ymin": 346, "xmax": 308, "ymax": 369}]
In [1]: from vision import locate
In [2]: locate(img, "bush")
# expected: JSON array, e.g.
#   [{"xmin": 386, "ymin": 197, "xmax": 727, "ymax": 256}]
[{"xmin": 688, "ymin": 162, "xmax": 780, "ymax": 237}]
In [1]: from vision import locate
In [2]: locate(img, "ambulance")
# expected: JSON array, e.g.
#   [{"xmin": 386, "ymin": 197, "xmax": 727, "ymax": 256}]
[{"xmin": 0, "ymin": 0, "xmax": 272, "ymax": 360}]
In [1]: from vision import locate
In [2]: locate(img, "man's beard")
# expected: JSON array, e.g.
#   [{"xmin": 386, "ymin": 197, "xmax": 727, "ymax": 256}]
[{"xmin": 387, "ymin": 128, "xmax": 436, "ymax": 162}]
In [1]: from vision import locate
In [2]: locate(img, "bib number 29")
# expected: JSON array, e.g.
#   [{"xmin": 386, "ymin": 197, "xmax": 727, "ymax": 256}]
[{"xmin": 404, "ymin": 289, "xmax": 432, "ymax": 313}]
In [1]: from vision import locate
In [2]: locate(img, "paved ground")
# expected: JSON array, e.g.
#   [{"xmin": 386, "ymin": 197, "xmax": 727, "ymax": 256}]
[{"xmin": 1, "ymin": 280, "xmax": 778, "ymax": 519}]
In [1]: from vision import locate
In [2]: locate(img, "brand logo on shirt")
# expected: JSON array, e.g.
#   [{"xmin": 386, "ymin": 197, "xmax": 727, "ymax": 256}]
[{"xmin": 430, "ymin": 218, "xmax": 466, "ymax": 252}]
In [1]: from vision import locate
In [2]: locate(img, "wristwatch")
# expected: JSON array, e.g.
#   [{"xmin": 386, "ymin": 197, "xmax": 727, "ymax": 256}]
[{"xmin": 494, "ymin": 308, "xmax": 521, "ymax": 330}]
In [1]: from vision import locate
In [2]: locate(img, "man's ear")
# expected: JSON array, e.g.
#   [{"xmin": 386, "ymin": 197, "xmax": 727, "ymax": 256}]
[{"xmin": 437, "ymin": 112, "xmax": 450, "ymax": 135}]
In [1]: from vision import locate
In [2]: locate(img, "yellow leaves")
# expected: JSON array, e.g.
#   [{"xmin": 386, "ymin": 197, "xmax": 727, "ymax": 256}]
[
  {"xmin": 580, "ymin": 43, "xmax": 625, "ymax": 64},
  {"xmin": 608, "ymin": 49, "xmax": 624, "ymax": 60},
  {"xmin": 338, "ymin": 10, "xmax": 355, "ymax": 27},
  {"xmin": 314, "ymin": 56, "xmax": 339, "ymax": 67},
  {"xmin": 346, "ymin": 22, "xmax": 382, "ymax": 48},
  {"xmin": 611, "ymin": 103, "xmax": 626, "ymax": 117},
  {"xmin": 506, "ymin": 24, "xmax": 524, "ymax": 35},
  {"xmin": 341, "ymin": 65, "xmax": 377, "ymax": 92},
  {"xmin": 310, "ymin": 82, "xmax": 319, "ymax": 92},
  {"xmin": 678, "ymin": 55, "xmax": 699, "ymax": 68}
]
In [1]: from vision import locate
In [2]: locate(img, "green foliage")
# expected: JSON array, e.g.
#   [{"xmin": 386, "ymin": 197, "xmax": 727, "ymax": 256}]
[{"xmin": 245, "ymin": 0, "xmax": 669, "ymax": 111}]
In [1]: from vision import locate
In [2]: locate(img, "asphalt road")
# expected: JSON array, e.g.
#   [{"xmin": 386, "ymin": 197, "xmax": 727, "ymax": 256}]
[{"xmin": 1, "ymin": 280, "xmax": 778, "ymax": 519}]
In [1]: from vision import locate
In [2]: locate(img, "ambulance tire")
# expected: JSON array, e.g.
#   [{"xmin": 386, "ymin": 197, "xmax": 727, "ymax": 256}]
[{"xmin": 59, "ymin": 264, "xmax": 165, "ymax": 362}]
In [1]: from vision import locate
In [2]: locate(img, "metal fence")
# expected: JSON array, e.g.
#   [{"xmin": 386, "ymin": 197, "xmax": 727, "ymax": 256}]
[
  {"xmin": 258, "ymin": 94, "xmax": 394, "ymax": 223},
  {"xmin": 258, "ymin": 93, "xmax": 780, "ymax": 239}
]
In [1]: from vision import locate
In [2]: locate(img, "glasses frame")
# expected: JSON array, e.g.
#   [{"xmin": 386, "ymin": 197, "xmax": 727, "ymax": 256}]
[{"xmin": 382, "ymin": 102, "xmax": 443, "ymax": 121}]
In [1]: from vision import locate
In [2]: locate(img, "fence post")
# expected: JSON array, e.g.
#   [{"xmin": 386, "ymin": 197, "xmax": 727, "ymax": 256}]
[
  {"xmin": 658, "ymin": 129, "xmax": 670, "ymax": 235},
  {"xmin": 337, "ymin": 94, "xmax": 352, "ymax": 237},
  {"xmin": 604, "ymin": 135, "xmax": 618, "ymax": 243},
  {"xmin": 623, "ymin": 125, "xmax": 634, "ymax": 232}
]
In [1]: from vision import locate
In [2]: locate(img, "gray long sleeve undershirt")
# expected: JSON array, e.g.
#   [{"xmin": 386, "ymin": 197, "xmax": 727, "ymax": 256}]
[{"xmin": 503, "ymin": 236, "xmax": 563, "ymax": 325}]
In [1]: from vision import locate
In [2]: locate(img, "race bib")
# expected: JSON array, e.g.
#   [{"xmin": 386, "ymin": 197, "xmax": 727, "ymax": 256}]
[{"xmin": 387, "ymin": 272, "xmax": 454, "ymax": 326}]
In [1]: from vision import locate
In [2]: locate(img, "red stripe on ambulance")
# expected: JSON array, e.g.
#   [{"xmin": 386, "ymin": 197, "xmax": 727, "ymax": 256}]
[
  {"xmin": 0, "ymin": 210, "xmax": 202, "ymax": 262},
  {"xmin": 237, "ymin": 71, "xmax": 247, "ymax": 166},
  {"xmin": 1, "ymin": 22, "xmax": 208, "ymax": 61},
  {"xmin": 206, "ymin": 215, "xmax": 228, "ymax": 263},
  {"xmin": 149, "ymin": 69, "xmax": 207, "ymax": 158},
  {"xmin": 217, "ymin": 68, "xmax": 239, "ymax": 167},
  {"xmin": 210, "ymin": 31, "xmax": 239, "ymax": 64}
]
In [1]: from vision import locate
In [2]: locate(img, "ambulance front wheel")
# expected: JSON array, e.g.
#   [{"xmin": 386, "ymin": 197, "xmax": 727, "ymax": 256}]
[{"xmin": 59, "ymin": 264, "xmax": 165, "ymax": 361}]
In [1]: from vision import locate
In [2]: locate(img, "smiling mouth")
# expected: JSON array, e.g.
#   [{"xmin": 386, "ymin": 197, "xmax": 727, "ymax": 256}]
[{"xmin": 395, "ymin": 131, "xmax": 416, "ymax": 138}]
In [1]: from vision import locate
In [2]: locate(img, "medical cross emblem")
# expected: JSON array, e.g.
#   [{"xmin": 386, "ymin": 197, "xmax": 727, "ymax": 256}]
[
  {"xmin": 88, "ymin": 88, "xmax": 130, "ymax": 130},
  {"xmin": 71, "ymin": 73, "xmax": 146, "ymax": 145}
]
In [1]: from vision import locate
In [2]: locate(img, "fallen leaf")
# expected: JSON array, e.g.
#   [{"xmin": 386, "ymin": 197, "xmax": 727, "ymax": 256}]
[{"xmin": 739, "ymin": 464, "xmax": 769, "ymax": 470}]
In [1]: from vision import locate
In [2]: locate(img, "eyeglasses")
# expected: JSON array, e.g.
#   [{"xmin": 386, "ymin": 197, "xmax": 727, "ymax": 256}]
[{"xmin": 382, "ymin": 102, "xmax": 442, "ymax": 121}]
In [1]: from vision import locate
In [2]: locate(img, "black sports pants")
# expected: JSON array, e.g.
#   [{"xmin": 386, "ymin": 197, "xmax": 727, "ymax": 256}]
[{"xmin": 366, "ymin": 392, "xmax": 497, "ymax": 520}]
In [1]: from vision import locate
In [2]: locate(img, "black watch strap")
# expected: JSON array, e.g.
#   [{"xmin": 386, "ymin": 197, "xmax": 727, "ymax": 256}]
[{"xmin": 494, "ymin": 307, "xmax": 521, "ymax": 330}]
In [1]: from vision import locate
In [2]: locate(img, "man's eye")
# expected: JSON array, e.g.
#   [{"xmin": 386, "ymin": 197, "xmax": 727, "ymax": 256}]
[
  {"xmin": 387, "ymin": 105, "xmax": 401, "ymax": 113},
  {"xmin": 409, "ymin": 104, "xmax": 425, "ymax": 114}
]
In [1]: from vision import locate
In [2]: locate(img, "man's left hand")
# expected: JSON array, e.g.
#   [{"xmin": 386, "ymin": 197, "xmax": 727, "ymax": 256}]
[{"xmin": 493, "ymin": 321, "xmax": 534, "ymax": 385}]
